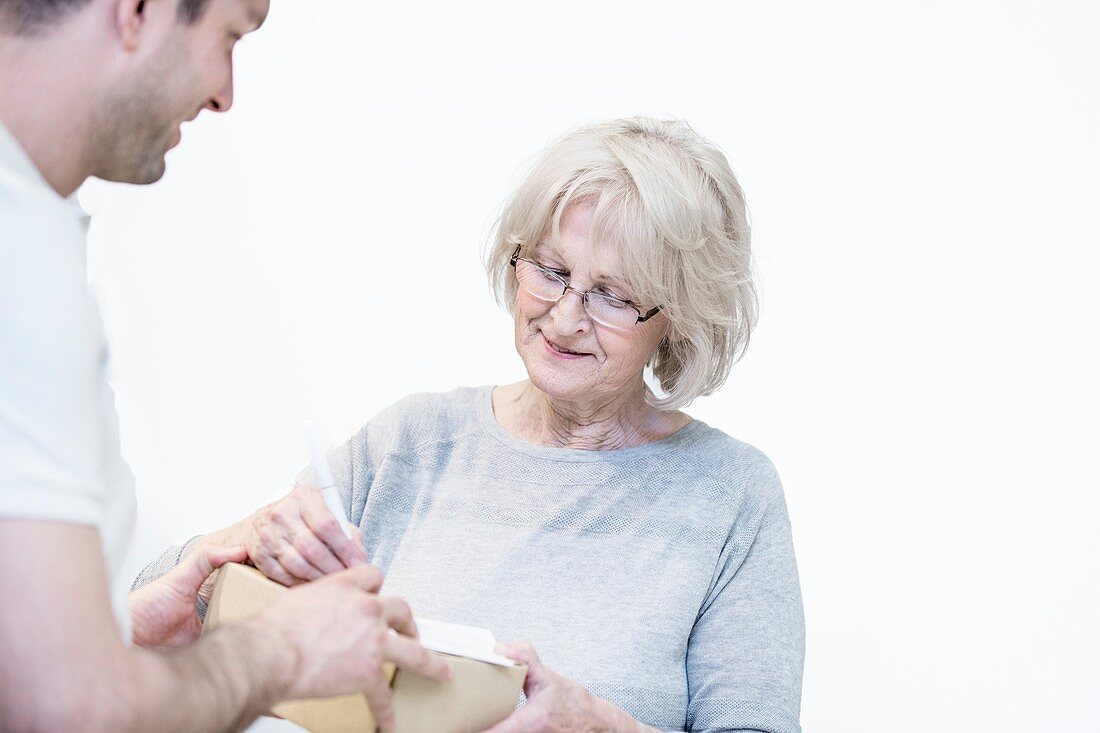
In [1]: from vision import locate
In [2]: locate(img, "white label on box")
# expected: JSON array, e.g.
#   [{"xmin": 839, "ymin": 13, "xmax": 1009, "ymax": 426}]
[{"xmin": 412, "ymin": 617, "xmax": 517, "ymax": 667}]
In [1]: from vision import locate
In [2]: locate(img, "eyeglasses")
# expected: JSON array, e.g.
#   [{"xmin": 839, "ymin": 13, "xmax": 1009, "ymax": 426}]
[{"xmin": 509, "ymin": 246, "xmax": 661, "ymax": 330}]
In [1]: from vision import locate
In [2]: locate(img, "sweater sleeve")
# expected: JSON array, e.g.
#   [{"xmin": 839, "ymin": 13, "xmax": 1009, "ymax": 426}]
[{"xmin": 684, "ymin": 463, "xmax": 805, "ymax": 733}]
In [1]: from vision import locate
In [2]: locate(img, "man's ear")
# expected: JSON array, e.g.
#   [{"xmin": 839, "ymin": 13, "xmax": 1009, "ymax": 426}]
[{"xmin": 114, "ymin": 0, "xmax": 149, "ymax": 51}]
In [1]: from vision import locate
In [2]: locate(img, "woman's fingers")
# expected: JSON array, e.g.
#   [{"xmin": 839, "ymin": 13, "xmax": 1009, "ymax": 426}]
[
  {"xmin": 246, "ymin": 495, "xmax": 341, "ymax": 582},
  {"xmin": 494, "ymin": 641, "xmax": 546, "ymax": 697},
  {"xmin": 275, "ymin": 543, "xmax": 326, "ymax": 583},
  {"xmin": 252, "ymin": 547, "xmax": 298, "ymax": 587},
  {"xmin": 299, "ymin": 487, "xmax": 367, "ymax": 568},
  {"xmin": 292, "ymin": 528, "xmax": 345, "ymax": 576},
  {"xmin": 247, "ymin": 487, "xmax": 366, "ymax": 585}
]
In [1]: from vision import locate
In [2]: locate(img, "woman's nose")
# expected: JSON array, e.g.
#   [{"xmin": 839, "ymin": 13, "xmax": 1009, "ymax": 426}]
[{"xmin": 549, "ymin": 287, "xmax": 591, "ymax": 332}]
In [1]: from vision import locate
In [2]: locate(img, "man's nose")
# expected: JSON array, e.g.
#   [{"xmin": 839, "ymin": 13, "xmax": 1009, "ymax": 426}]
[{"xmin": 205, "ymin": 71, "xmax": 235, "ymax": 113}]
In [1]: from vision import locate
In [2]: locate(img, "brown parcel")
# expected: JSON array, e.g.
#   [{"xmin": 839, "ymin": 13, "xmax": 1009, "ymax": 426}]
[{"xmin": 203, "ymin": 563, "xmax": 526, "ymax": 733}]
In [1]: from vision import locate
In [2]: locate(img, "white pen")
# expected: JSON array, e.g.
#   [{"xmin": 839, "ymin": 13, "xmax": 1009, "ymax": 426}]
[{"xmin": 303, "ymin": 419, "xmax": 354, "ymax": 540}]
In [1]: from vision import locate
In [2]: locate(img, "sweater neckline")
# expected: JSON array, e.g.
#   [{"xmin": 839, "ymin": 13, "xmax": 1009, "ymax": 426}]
[{"xmin": 474, "ymin": 384, "xmax": 704, "ymax": 462}]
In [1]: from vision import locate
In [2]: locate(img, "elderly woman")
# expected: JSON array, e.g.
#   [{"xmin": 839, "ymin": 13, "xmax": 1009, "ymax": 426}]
[{"xmin": 136, "ymin": 117, "xmax": 804, "ymax": 733}]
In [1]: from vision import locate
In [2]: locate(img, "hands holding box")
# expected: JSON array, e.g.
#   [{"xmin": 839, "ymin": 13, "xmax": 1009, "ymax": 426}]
[
  {"xmin": 204, "ymin": 563, "xmax": 526, "ymax": 733},
  {"xmin": 247, "ymin": 564, "xmax": 458, "ymax": 729},
  {"xmin": 180, "ymin": 485, "xmax": 650, "ymax": 733},
  {"xmin": 178, "ymin": 487, "xmax": 527, "ymax": 732}
]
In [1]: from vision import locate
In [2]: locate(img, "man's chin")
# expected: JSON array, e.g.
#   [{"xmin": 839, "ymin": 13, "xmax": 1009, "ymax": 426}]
[{"xmin": 96, "ymin": 157, "xmax": 168, "ymax": 186}]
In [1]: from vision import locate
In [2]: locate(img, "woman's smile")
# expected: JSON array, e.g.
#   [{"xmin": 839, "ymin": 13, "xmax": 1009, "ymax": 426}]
[{"xmin": 541, "ymin": 332, "xmax": 593, "ymax": 360}]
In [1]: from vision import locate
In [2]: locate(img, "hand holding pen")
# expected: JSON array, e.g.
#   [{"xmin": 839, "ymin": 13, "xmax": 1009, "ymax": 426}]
[{"xmin": 199, "ymin": 422, "xmax": 367, "ymax": 587}]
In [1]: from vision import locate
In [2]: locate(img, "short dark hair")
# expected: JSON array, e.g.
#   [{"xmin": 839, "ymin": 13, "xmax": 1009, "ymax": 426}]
[
  {"xmin": 176, "ymin": 0, "xmax": 211, "ymax": 24},
  {"xmin": 1, "ymin": 0, "xmax": 212, "ymax": 35}
]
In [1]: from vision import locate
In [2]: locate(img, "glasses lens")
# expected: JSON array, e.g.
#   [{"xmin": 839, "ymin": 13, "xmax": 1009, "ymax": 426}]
[
  {"xmin": 585, "ymin": 292, "xmax": 640, "ymax": 330},
  {"xmin": 515, "ymin": 259, "xmax": 644, "ymax": 328},
  {"xmin": 516, "ymin": 259, "xmax": 565, "ymax": 301}
]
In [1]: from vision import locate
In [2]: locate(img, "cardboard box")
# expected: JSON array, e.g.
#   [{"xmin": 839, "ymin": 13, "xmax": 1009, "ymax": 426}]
[{"xmin": 204, "ymin": 563, "xmax": 526, "ymax": 733}]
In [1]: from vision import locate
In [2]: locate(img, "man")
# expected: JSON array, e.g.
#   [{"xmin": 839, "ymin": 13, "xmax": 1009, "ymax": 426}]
[{"xmin": 0, "ymin": 1, "xmax": 450, "ymax": 731}]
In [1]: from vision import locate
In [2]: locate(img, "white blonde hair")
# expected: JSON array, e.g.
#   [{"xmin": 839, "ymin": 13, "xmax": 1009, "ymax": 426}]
[{"xmin": 486, "ymin": 116, "xmax": 757, "ymax": 410}]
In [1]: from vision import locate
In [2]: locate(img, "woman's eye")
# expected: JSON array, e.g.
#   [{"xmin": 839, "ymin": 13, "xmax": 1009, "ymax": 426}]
[
  {"xmin": 536, "ymin": 263, "xmax": 566, "ymax": 278},
  {"xmin": 602, "ymin": 295, "xmax": 629, "ymax": 309},
  {"xmin": 539, "ymin": 269, "xmax": 562, "ymax": 282}
]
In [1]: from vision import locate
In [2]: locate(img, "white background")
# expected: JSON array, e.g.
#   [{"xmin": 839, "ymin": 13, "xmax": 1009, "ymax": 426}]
[{"xmin": 79, "ymin": 1, "xmax": 1099, "ymax": 730}]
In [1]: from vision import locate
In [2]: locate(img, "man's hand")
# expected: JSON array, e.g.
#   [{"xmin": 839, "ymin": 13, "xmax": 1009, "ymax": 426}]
[
  {"xmin": 130, "ymin": 545, "xmax": 247, "ymax": 648},
  {"xmin": 257, "ymin": 564, "xmax": 453, "ymax": 733}
]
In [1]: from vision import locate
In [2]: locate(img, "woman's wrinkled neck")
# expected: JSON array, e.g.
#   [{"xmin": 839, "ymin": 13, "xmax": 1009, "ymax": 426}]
[{"xmin": 493, "ymin": 381, "xmax": 690, "ymax": 451}]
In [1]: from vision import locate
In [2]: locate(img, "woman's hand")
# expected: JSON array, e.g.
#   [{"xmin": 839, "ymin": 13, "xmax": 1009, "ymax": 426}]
[
  {"xmin": 130, "ymin": 544, "xmax": 247, "ymax": 648},
  {"xmin": 210, "ymin": 485, "xmax": 368, "ymax": 586},
  {"xmin": 480, "ymin": 642, "xmax": 654, "ymax": 733}
]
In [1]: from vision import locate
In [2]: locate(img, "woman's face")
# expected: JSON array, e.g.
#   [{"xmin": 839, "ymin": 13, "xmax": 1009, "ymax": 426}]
[{"xmin": 513, "ymin": 200, "xmax": 668, "ymax": 408}]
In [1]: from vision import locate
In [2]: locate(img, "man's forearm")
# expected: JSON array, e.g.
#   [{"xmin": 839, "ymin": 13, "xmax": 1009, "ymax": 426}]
[
  {"xmin": 1, "ymin": 521, "xmax": 299, "ymax": 733},
  {"xmin": 116, "ymin": 619, "xmax": 297, "ymax": 733}
]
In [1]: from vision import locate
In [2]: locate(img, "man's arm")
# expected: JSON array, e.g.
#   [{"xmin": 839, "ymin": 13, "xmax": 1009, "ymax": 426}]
[
  {"xmin": 0, "ymin": 519, "xmax": 294, "ymax": 732},
  {"xmin": 0, "ymin": 518, "xmax": 452, "ymax": 733}
]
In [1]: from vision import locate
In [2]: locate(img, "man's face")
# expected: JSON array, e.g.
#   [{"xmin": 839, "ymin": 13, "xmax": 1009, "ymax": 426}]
[{"xmin": 89, "ymin": 0, "xmax": 269, "ymax": 185}]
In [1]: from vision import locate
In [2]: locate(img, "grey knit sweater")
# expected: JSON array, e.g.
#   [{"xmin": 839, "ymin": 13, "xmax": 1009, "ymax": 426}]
[{"xmin": 135, "ymin": 386, "xmax": 804, "ymax": 732}]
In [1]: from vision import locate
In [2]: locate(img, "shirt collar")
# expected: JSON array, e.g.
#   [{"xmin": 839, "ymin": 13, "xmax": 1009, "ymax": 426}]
[{"xmin": 0, "ymin": 118, "xmax": 89, "ymax": 220}]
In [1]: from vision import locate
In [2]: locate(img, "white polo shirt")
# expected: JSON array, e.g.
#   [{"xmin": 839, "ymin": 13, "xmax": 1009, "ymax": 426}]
[{"xmin": 0, "ymin": 121, "xmax": 137, "ymax": 640}]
